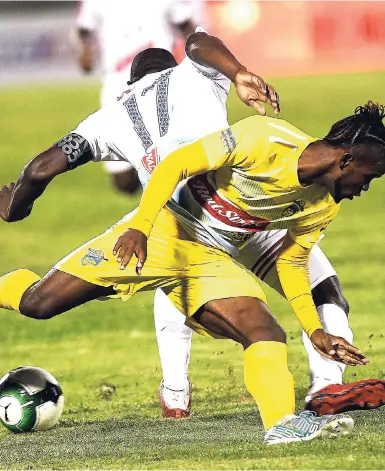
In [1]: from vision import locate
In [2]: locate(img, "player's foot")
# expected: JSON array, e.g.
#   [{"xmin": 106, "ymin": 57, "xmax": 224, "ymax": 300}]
[
  {"xmin": 159, "ymin": 379, "xmax": 192, "ymax": 418},
  {"xmin": 306, "ymin": 379, "xmax": 385, "ymax": 416},
  {"xmin": 264, "ymin": 410, "xmax": 354, "ymax": 445}
]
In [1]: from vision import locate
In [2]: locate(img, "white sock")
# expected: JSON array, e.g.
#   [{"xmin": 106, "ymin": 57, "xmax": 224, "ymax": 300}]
[
  {"xmin": 302, "ymin": 303, "xmax": 353, "ymax": 400},
  {"xmin": 154, "ymin": 288, "xmax": 192, "ymax": 391}
]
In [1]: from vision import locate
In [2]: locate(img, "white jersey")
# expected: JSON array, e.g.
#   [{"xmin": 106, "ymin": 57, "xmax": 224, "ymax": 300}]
[
  {"xmin": 76, "ymin": 0, "xmax": 201, "ymax": 104},
  {"xmin": 72, "ymin": 43, "xmax": 287, "ymax": 257},
  {"xmin": 72, "ymin": 34, "xmax": 333, "ymax": 281},
  {"xmin": 73, "ymin": 49, "xmax": 230, "ymax": 183}
]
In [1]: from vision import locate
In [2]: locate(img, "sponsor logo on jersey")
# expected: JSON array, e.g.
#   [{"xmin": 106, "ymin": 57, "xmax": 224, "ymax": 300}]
[
  {"xmin": 281, "ymin": 200, "xmax": 305, "ymax": 217},
  {"xmin": 141, "ymin": 148, "xmax": 160, "ymax": 174},
  {"xmin": 81, "ymin": 248, "xmax": 108, "ymax": 266},
  {"xmin": 117, "ymin": 87, "xmax": 133, "ymax": 102},
  {"xmin": 188, "ymin": 175, "xmax": 270, "ymax": 232},
  {"xmin": 220, "ymin": 128, "xmax": 237, "ymax": 156}
]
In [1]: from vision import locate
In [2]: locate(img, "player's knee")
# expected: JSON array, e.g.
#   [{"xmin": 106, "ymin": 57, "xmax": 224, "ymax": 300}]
[
  {"xmin": 19, "ymin": 289, "xmax": 58, "ymax": 320},
  {"xmin": 112, "ymin": 170, "xmax": 141, "ymax": 194},
  {"xmin": 312, "ymin": 275, "xmax": 350, "ymax": 315},
  {"xmin": 233, "ymin": 301, "xmax": 286, "ymax": 348}
]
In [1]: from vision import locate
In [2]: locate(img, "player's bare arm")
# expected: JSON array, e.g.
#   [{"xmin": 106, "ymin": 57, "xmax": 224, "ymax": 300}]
[
  {"xmin": 0, "ymin": 134, "xmax": 93, "ymax": 223},
  {"xmin": 186, "ymin": 31, "xmax": 280, "ymax": 115},
  {"xmin": 0, "ymin": 147, "xmax": 67, "ymax": 222}
]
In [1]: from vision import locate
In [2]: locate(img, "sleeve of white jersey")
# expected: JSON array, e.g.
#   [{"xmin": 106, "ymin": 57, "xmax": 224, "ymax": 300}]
[
  {"xmin": 184, "ymin": 26, "xmax": 231, "ymax": 94},
  {"xmin": 70, "ymin": 105, "xmax": 140, "ymax": 171},
  {"xmin": 76, "ymin": 0, "xmax": 100, "ymax": 31},
  {"xmin": 71, "ymin": 110, "xmax": 106, "ymax": 162}
]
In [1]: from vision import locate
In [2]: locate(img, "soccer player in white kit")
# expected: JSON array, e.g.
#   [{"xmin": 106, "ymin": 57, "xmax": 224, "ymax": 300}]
[
  {"xmin": 2, "ymin": 29, "xmax": 382, "ymax": 419},
  {"xmin": 75, "ymin": 0, "xmax": 200, "ymax": 193}
]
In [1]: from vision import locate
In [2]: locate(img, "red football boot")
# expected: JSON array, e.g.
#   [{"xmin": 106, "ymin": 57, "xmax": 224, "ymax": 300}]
[
  {"xmin": 306, "ymin": 379, "xmax": 385, "ymax": 416},
  {"xmin": 159, "ymin": 379, "xmax": 192, "ymax": 418}
]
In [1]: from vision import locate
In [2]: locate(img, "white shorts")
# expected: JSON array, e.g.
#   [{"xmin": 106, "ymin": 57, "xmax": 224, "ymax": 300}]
[{"xmin": 236, "ymin": 230, "xmax": 336, "ymax": 296}]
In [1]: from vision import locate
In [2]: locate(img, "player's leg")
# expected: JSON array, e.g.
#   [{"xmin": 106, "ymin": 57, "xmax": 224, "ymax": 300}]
[
  {"xmin": 195, "ymin": 296, "xmax": 293, "ymax": 429},
  {"xmin": 164, "ymin": 242, "xmax": 354, "ymax": 444},
  {"xmin": 0, "ymin": 207, "xmax": 171, "ymax": 321},
  {"xmin": 0, "ymin": 268, "xmax": 114, "ymax": 319},
  {"xmin": 166, "ymin": 241, "xmax": 297, "ymax": 432},
  {"xmin": 301, "ymin": 246, "xmax": 352, "ymax": 399},
  {"xmin": 193, "ymin": 296, "xmax": 353, "ymax": 444},
  {"xmin": 303, "ymin": 247, "xmax": 385, "ymax": 414},
  {"xmin": 247, "ymin": 237, "xmax": 385, "ymax": 415},
  {"xmin": 0, "ymin": 206, "xmax": 137, "ymax": 319},
  {"xmin": 237, "ymin": 235, "xmax": 351, "ymax": 395},
  {"xmin": 154, "ymin": 288, "xmax": 193, "ymax": 418},
  {"xmin": 103, "ymin": 160, "xmax": 141, "ymax": 195}
]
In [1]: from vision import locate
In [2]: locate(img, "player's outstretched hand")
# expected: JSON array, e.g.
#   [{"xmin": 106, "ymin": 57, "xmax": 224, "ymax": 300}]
[
  {"xmin": 0, "ymin": 182, "xmax": 33, "ymax": 222},
  {"xmin": 234, "ymin": 69, "xmax": 280, "ymax": 116},
  {"xmin": 113, "ymin": 229, "xmax": 147, "ymax": 274},
  {"xmin": 310, "ymin": 329, "xmax": 369, "ymax": 366}
]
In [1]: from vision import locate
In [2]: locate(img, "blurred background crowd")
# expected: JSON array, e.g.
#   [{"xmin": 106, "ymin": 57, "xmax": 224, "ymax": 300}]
[{"xmin": 1, "ymin": 0, "xmax": 385, "ymax": 86}]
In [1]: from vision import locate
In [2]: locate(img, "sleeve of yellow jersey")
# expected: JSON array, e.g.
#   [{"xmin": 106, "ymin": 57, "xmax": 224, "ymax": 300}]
[
  {"xmin": 275, "ymin": 207, "xmax": 340, "ymax": 337},
  {"xmin": 128, "ymin": 117, "xmax": 264, "ymax": 236}
]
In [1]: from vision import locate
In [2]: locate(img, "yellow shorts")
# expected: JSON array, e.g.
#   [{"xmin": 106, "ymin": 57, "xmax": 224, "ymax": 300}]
[{"xmin": 55, "ymin": 208, "xmax": 267, "ymax": 337}]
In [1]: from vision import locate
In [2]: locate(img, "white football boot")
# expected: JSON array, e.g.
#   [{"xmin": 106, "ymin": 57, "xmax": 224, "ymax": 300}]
[{"xmin": 264, "ymin": 410, "xmax": 354, "ymax": 445}]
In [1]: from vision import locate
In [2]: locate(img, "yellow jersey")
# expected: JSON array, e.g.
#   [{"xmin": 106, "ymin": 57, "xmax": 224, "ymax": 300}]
[
  {"xmin": 169, "ymin": 115, "xmax": 339, "ymax": 253},
  {"xmin": 129, "ymin": 115, "xmax": 341, "ymax": 336}
]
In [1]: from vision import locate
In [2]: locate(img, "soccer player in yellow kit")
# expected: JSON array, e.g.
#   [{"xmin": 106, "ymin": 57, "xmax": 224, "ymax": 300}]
[{"xmin": 0, "ymin": 103, "xmax": 384, "ymax": 443}]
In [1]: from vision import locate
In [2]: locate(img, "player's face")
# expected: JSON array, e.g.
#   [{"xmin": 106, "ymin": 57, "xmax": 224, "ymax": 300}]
[{"xmin": 333, "ymin": 162, "xmax": 383, "ymax": 203}]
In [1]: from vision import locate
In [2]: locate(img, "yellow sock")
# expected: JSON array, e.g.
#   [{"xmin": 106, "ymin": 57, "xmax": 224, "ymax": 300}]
[
  {"xmin": 0, "ymin": 269, "xmax": 41, "ymax": 312},
  {"xmin": 244, "ymin": 341, "xmax": 295, "ymax": 430}
]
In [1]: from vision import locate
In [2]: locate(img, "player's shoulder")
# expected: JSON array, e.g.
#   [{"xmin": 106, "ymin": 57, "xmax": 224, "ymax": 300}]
[
  {"xmin": 234, "ymin": 116, "xmax": 317, "ymax": 147},
  {"xmin": 231, "ymin": 115, "xmax": 270, "ymax": 137},
  {"xmin": 237, "ymin": 115, "xmax": 311, "ymax": 133},
  {"xmin": 176, "ymin": 55, "xmax": 203, "ymax": 77},
  {"xmin": 265, "ymin": 117, "xmax": 316, "ymax": 141}
]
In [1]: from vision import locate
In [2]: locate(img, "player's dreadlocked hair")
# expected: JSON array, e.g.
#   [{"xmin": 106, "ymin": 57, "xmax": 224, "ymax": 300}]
[
  {"xmin": 324, "ymin": 101, "xmax": 385, "ymax": 148},
  {"xmin": 128, "ymin": 48, "xmax": 177, "ymax": 85}
]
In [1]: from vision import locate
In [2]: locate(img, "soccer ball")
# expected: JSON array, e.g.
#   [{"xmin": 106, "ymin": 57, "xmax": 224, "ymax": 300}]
[{"xmin": 0, "ymin": 366, "xmax": 64, "ymax": 433}]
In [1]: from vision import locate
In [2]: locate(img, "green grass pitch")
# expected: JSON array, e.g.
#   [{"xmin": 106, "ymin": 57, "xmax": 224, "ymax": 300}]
[{"xmin": 0, "ymin": 72, "xmax": 385, "ymax": 469}]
